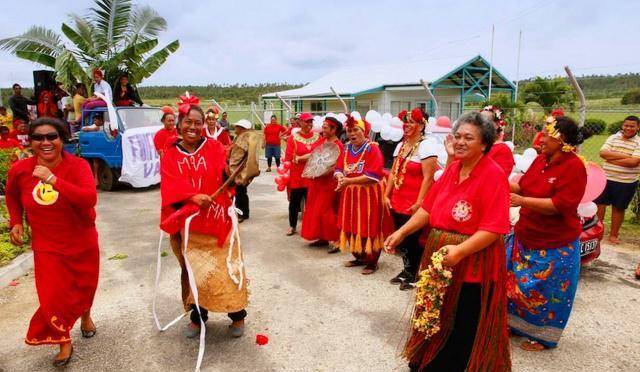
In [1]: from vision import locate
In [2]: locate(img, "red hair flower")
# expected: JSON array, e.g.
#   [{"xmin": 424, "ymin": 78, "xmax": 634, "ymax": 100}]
[{"xmin": 177, "ymin": 94, "xmax": 200, "ymax": 116}]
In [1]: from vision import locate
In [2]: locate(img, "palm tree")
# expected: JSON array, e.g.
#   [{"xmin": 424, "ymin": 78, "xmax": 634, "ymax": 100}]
[
  {"xmin": 521, "ymin": 77, "xmax": 575, "ymax": 113},
  {"xmin": 0, "ymin": 0, "xmax": 179, "ymax": 90}
]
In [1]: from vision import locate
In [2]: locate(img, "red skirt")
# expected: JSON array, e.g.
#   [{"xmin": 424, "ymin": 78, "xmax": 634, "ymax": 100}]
[
  {"xmin": 337, "ymin": 181, "xmax": 392, "ymax": 255},
  {"xmin": 25, "ymin": 247, "xmax": 100, "ymax": 345},
  {"xmin": 301, "ymin": 174, "xmax": 340, "ymax": 242}
]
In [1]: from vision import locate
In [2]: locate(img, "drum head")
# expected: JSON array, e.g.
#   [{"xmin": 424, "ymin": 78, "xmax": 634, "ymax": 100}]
[{"xmin": 302, "ymin": 142, "xmax": 341, "ymax": 178}]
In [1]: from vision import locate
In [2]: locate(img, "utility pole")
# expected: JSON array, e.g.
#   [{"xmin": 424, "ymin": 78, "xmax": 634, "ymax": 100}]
[{"xmin": 514, "ymin": 30, "xmax": 522, "ymax": 100}]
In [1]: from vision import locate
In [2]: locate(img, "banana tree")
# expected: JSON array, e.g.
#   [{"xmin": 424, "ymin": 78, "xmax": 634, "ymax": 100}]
[{"xmin": 0, "ymin": 0, "xmax": 179, "ymax": 92}]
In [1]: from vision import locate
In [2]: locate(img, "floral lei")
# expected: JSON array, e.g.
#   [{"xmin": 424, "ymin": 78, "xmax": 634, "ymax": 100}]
[
  {"xmin": 413, "ymin": 247, "xmax": 453, "ymax": 339},
  {"xmin": 390, "ymin": 138, "xmax": 422, "ymax": 190}
]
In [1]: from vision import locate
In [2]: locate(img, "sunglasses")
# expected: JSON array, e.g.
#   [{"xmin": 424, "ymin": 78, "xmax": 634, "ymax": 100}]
[{"xmin": 30, "ymin": 133, "xmax": 60, "ymax": 142}]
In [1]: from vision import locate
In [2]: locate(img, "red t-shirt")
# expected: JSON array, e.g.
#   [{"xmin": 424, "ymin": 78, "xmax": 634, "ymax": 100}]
[
  {"xmin": 487, "ymin": 142, "xmax": 514, "ymax": 176},
  {"xmin": 153, "ymin": 128, "xmax": 177, "ymax": 154},
  {"xmin": 532, "ymin": 131, "xmax": 544, "ymax": 148},
  {"xmin": 5, "ymin": 153, "xmax": 99, "ymax": 255},
  {"xmin": 421, "ymin": 155, "xmax": 510, "ymax": 282},
  {"xmin": 334, "ymin": 141, "xmax": 384, "ymax": 181},
  {"xmin": 390, "ymin": 139, "xmax": 438, "ymax": 214},
  {"xmin": 264, "ymin": 123, "xmax": 286, "ymax": 146},
  {"xmin": 203, "ymin": 126, "xmax": 232, "ymax": 147},
  {"xmin": 285, "ymin": 131, "xmax": 320, "ymax": 189},
  {"xmin": 10, "ymin": 130, "xmax": 30, "ymax": 147},
  {"xmin": 160, "ymin": 138, "xmax": 232, "ymax": 242},
  {"xmin": 0, "ymin": 137, "xmax": 21, "ymax": 149},
  {"xmin": 515, "ymin": 152, "xmax": 587, "ymax": 249}
]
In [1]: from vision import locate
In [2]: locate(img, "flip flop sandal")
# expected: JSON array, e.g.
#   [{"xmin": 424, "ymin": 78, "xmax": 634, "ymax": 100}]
[
  {"xmin": 520, "ymin": 340, "xmax": 546, "ymax": 352},
  {"xmin": 286, "ymin": 229, "xmax": 296, "ymax": 236},
  {"xmin": 344, "ymin": 260, "xmax": 365, "ymax": 267},
  {"xmin": 361, "ymin": 265, "xmax": 378, "ymax": 275}
]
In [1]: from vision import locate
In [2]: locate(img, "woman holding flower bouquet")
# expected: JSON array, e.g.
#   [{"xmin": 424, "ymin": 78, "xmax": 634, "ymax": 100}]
[{"xmin": 385, "ymin": 112, "xmax": 511, "ymax": 372}]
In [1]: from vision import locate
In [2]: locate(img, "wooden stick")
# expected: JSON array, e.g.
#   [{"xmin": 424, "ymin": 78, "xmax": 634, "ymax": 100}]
[
  {"xmin": 275, "ymin": 93, "xmax": 294, "ymax": 113},
  {"xmin": 420, "ymin": 79, "xmax": 439, "ymax": 117},
  {"xmin": 210, "ymin": 157, "xmax": 247, "ymax": 200},
  {"xmin": 330, "ymin": 87, "xmax": 349, "ymax": 114},
  {"xmin": 564, "ymin": 66, "xmax": 586, "ymax": 127}
]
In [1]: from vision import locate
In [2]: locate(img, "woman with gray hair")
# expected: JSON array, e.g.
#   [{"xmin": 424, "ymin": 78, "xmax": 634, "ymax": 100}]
[{"xmin": 385, "ymin": 112, "xmax": 511, "ymax": 371}]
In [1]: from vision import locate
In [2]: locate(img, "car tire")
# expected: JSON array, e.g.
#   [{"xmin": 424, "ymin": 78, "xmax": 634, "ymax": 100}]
[{"xmin": 97, "ymin": 161, "xmax": 119, "ymax": 191}]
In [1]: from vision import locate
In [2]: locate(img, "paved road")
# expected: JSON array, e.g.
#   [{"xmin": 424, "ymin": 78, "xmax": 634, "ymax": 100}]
[{"xmin": 0, "ymin": 170, "xmax": 639, "ymax": 372}]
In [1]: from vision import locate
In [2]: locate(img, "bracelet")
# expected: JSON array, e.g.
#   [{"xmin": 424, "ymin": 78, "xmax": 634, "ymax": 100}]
[{"xmin": 45, "ymin": 174, "xmax": 55, "ymax": 184}]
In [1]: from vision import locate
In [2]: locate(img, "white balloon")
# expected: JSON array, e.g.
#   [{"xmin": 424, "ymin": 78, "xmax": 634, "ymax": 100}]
[
  {"xmin": 390, "ymin": 128, "xmax": 404, "ymax": 142},
  {"xmin": 312, "ymin": 117, "xmax": 323, "ymax": 133},
  {"xmin": 382, "ymin": 113, "xmax": 393, "ymax": 125},
  {"xmin": 434, "ymin": 144, "xmax": 448, "ymax": 165},
  {"xmin": 504, "ymin": 141, "xmax": 515, "ymax": 152},
  {"xmin": 351, "ymin": 111, "xmax": 362, "ymax": 121},
  {"xmin": 365, "ymin": 110, "xmax": 381, "ymax": 123},
  {"xmin": 523, "ymin": 148, "xmax": 537, "ymax": 160},
  {"xmin": 428, "ymin": 117, "xmax": 436, "ymax": 125},
  {"xmin": 577, "ymin": 202, "xmax": 597, "ymax": 218},
  {"xmin": 337, "ymin": 113, "xmax": 347, "ymax": 124},
  {"xmin": 390, "ymin": 117, "xmax": 404, "ymax": 129},
  {"xmin": 325, "ymin": 112, "xmax": 337, "ymax": 119},
  {"xmin": 381, "ymin": 126, "xmax": 392, "ymax": 141},
  {"xmin": 371, "ymin": 119, "xmax": 383, "ymax": 133},
  {"xmin": 433, "ymin": 169, "xmax": 444, "ymax": 181}
]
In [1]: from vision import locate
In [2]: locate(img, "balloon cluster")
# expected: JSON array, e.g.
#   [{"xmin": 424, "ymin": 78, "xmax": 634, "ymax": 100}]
[
  {"xmin": 363, "ymin": 110, "xmax": 453, "ymax": 142},
  {"xmin": 274, "ymin": 161, "xmax": 292, "ymax": 192},
  {"xmin": 513, "ymin": 148, "xmax": 537, "ymax": 173}
]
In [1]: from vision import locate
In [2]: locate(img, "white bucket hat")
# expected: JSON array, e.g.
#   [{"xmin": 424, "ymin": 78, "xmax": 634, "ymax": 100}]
[{"xmin": 233, "ymin": 119, "xmax": 252, "ymax": 129}]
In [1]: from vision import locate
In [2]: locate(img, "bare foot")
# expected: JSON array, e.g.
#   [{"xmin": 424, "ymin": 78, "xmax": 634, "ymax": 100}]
[
  {"xmin": 520, "ymin": 340, "xmax": 546, "ymax": 351},
  {"xmin": 608, "ymin": 236, "xmax": 620, "ymax": 245},
  {"xmin": 54, "ymin": 342, "xmax": 73, "ymax": 364}
]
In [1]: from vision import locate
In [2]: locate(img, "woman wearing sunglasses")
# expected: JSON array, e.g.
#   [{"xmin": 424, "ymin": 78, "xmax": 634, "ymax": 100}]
[{"xmin": 5, "ymin": 117, "xmax": 100, "ymax": 367}]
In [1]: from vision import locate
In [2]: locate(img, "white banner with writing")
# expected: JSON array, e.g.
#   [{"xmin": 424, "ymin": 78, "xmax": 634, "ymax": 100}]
[{"xmin": 119, "ymin": 126, "xmax": 162, "ymax": 187}]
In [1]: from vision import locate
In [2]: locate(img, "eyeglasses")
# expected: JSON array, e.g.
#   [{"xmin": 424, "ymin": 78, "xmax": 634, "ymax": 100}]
[{"xmin": 30, "ymin": 133, "xmax": 60, "ymax": 142}]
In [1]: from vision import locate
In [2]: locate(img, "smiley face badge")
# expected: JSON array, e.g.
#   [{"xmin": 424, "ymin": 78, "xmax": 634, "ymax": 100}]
[{"xmin": 32, "ymin": 181, "xmax": 59, "ymax": 206}]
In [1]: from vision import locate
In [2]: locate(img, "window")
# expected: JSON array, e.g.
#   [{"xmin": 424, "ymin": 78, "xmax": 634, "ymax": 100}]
[{"xmin": 310, "ymin": 101, "xmax": 323, "ymax": 114}]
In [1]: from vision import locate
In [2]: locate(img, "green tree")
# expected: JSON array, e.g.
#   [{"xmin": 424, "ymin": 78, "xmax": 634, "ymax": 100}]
[
  {"xmin": 521, "ymin": 77, "xmax": 575, "ymax": 113},
  {"xmin": 621, "ymin": 88, "xmax": 640, "ymax": 105},
  {"xmin": 0, "ymin": 0, "xmax": 179, "ymax": 90}
]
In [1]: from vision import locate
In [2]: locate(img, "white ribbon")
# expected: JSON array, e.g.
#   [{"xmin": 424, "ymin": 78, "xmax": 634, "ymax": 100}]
[
  {"xmin": 226, "ymin": 198, "xmax": 244, "ymax": 290},
  {"xmin": 151, "ymin": 211, "xmax": 205, "ymax": 372}
]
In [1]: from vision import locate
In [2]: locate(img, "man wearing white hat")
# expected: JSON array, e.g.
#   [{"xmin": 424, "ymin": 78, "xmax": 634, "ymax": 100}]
[{"xmin": 230, "ymin": 119, "xmax": 259, "ymax": 222}]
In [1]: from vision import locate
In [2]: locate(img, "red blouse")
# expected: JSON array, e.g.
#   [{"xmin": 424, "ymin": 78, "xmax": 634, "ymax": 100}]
[
  {"xmin": 203, "ymin": 126, "xmax": 232, "ymax": 147},
  {"xmin": 487, "ymin": 142, "xmax": 515, "ymax": 176},
  {"xmin": 514, "ymin": 152, "xmax": 587, "ymax": 249},
  {"xmin": 160, "ymin": 138, "xmax": 232, "ymax": 242},
  {"xmin": 264, "ymin": 123, "xmax": 286, "ymax": 146},
  {"xmin": 285, "ymin": 131, "xmax": 320, "ymax": 189},
  {"xmin": 390, "ymin": 139, "xmax": 437, "ymax": 214},
  {"xmin": 421, "ymin": 155, "xmax": 510, "ymax": 282},
  {"xmin": 153, "ymin": 128, "xmax": 177, "ymax": 154},
  {"xmin": 334, "ymin": 140, "xmax": 384, "ymax": 181},
  {"xmin": 5, "ymin": 154, "xmax": 98, "ymax": 254}
]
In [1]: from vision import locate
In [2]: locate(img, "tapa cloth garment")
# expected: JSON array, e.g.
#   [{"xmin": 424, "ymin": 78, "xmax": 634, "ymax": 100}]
[
  {"xmin": 506, "ymin": 235, "xmax": 581, "ymax": 348},
  {"xmin": 171, "ymin": 232, "xmax": 248, "ymax": 314},
  {"xmin": 230, "ymin": 130, "xmax": 261, "ymax": 186}
]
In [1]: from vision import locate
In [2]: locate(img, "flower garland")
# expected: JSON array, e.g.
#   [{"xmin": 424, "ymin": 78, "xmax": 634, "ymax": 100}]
[
  {"xmin": 412, "ymin": 247, "xmax": 453, "ymax": 339},
  {"xmin": 390, "ymin": 138, "xmax": 422, "ymax": 190}
]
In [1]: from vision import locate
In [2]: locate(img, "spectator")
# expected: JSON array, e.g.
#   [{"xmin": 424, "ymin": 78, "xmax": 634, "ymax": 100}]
[
  {"xmin": 153, "ymin": 106, "xmax": 177, "ymax": 156},
  {"xmin": 68, "ymin": 84, "xmax": 88, "ymax": 133},
  {"xmin": 10, "ymin": 119, "xmax": 30, "ymax": 147},
  {"xmin": 37, "ymin": 91, "xmax": 59, "ymax": 118},
  {"xmin": 113, "ymin": 73, "xmax": 143, "ymax": 106},
  {"xmin": 82, "ymin": 69, "xmax": 112, "ymax": 110},
  {"xmin": 219, "ymin": 111, "xmax": 229, "ymax": 129},
  {"xmin": 0, "ymin": 125, "xmax": 21, "ymax": 149},
  {"xmin": 262, "ymin": 114, "xmax": 286, "ymax": 171},
  {"xmin": 0, "ymin": 106, "xmax": 13, "ymax": 130},
  {"xmin": 8, "ymin": 83, "xmax": 36, "ymax": 122},
  {"xmin": 230, "ymin": 119, "xmax": 258, "ymax": 222},
  {"xmin": 82, "ymin": 114, "xmax": 105, "ymax": 132},
  {"xmin": 595, "ymin": 115, "xmax": 640, "ymax": 244}
]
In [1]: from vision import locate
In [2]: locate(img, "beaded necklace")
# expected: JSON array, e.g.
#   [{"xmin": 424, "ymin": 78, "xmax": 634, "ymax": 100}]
[{"xmin": 390, "ymin": 138, "xmax": 422, "ymax": 190}]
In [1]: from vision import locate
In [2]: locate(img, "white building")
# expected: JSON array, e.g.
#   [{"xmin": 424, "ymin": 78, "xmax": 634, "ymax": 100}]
[{"xmin": 262, "ymin": 55, "xmax": 515, "ymax": 120}]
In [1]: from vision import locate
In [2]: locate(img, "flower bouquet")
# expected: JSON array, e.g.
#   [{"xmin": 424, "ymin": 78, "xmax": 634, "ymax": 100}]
[{"xmin": 412, "ymin": 247, "xmax": 453, "ymax": 339}]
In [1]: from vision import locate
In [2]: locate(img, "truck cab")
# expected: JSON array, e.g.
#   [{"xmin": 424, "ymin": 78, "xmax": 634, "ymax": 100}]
[{"xmin": 65, "ymin": 106, "xmax": 163, "ymax": 190}]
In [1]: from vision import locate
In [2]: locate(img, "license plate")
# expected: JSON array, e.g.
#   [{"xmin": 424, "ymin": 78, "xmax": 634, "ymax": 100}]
[{"xmin": 580, "ymin": 239, "xmax": 598, "ymax": 256}]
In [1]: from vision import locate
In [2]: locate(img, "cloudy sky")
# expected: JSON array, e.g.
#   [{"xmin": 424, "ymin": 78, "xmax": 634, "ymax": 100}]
[{"xmin": 0, "ymin": 0, "xmax": 637, "ymax": 87}]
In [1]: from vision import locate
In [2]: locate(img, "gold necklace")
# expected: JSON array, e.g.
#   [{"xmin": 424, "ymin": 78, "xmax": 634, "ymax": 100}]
[{"xmin": 391, "ymin": 138, "xmax": 422, "ymax": 190}]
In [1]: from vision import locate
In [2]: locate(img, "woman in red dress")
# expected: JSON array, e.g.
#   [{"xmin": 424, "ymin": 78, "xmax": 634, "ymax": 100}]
[
  {"xmin": 385, "ymin": 111, "xmax": 511, "ymax": 372},
  {"xmin": 203, "ymin": 108, "xmax": 232, "ymax": 147},
  {"xmin": 153, "ymin": 106, "xmax": 177, "ymax": 156},
  {"xmin": 284, "ymin": 112, "xmax": 319, "ymax": 235},
  {"xmin": 300, "ymin": 116, "xmax": 344, "ymax": 252},
  {"xmin": 480, "ymin": 105, "xmax": 514, "ymax": 176},
  {"xmin": 160, "ymin": 99, "xmax": 248, "ymax": 339},
  {"xmin": 335, "ymin": 116, "xmax": 390, "ymax": 274},
  {"xmin": 6, "ymin": 117, "xmax": 99, "ymax": 367},
  {"xmin": 385, "ymin": 108, "xmax": 438, "ymax": 290}
]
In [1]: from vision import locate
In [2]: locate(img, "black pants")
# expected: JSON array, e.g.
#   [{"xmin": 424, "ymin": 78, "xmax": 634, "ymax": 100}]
[
  {"xmin": 289, "ymin": 187, "xmax": 307, "ymax": 229},
  {"xmin": 412, "ymin": 284, "xmax": 481, "ymax": 372},
  {"xmin": 190, "ymin": 305, "xmax": 247, "ymax": 324},
  {"xmin": 392, "ymin": 211, "xmax": 424, "ymax": 281},
  {"xmin": 235, "ymin": 184, "xmax": 249, "ymax": 219},
  {"xmin": 267, "ymin": 156, "xmax": 281, "ymax": 168}
]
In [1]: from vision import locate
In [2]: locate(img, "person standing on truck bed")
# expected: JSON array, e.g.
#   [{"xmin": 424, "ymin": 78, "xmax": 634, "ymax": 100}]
[{"xmin": 113, "ymin": 73, "xmax": 143, "ymax": 107}]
